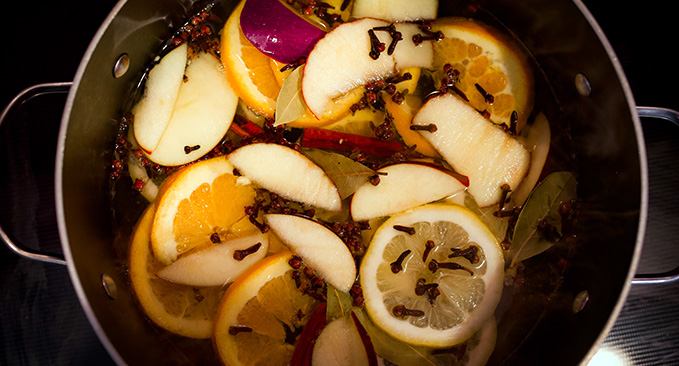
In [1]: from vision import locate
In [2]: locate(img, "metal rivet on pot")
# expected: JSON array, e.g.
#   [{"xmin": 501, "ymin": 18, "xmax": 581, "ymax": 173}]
[
  {"xmin": 113, "ymin": 53, "xmax": 130, "ymax": 79},
  {"xmin": 575, "ymin": 73, "xmax": 591, "ymax": 97},
  {"xmin": 572, "ymin": 290, "xmax": 589, "ymax": 313},
  {"xmin": 102, "ymin": 274, "xmax": 118, "ymax": 300}
]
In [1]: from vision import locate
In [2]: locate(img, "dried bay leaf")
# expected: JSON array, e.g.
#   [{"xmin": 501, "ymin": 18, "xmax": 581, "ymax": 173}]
[
  {"xmin": 326, "ymin": 285, "xmax": 353, "ymax": 322},
  {"xmin": 509, "ymin": 171, "xmax": 576, "ymax": 266},
  {"xmin": 457, "ymin": 192, "xmax": 508, "ymax": 242},
  {"xmin": 274, "ymin": 66, "xmax": 306, "ymax": 126},
  {"xmin": 303, "ymin": 149, "xmax": 376, "ymax": 199},
  {"xmin": 353, "ymin": 309, "xmax": 440, "ymax": 366}
]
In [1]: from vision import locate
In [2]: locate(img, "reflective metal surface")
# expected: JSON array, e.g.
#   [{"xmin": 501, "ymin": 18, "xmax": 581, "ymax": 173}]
[{"xmin": 1, "ymin": 0, "xmax": 677, "ymax": 365}]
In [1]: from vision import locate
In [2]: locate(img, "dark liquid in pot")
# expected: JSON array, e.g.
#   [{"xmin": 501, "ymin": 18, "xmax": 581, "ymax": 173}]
[{"xmin": 108, "ymin": 0, "xmax": 578, "ymax": 364}]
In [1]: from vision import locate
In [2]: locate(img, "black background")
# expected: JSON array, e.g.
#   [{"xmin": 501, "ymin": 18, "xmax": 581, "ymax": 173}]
[{"xmin": 1, "ymin": 1, "xmax": 677, "ymax": 365}]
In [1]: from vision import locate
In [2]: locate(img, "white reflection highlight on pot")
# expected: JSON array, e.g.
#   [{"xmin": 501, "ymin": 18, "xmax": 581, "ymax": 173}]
[{"xmin": 588, "ymin": 344, "xmax": 633, "ymax": 366}]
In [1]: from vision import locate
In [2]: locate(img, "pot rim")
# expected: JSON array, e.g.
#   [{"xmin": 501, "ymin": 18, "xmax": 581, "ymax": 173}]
[
  {"xmin": 55, "ymin": 1, "xmax": 128, "ymax": 364},
  {"xmin": 570, "ymin": 1, "xmax": 648, "ymax": 364},
  {"xmin": 52, "ymin": 1, "xmax": 650, "ymax": 365}
]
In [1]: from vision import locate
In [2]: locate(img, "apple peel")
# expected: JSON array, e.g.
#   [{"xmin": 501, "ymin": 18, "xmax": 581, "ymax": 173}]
[
  {"xmin": 311, "ymin": 314, "xmax": 377, "ymax": 366},
  {"xmin": 227, "ymin": 142, "xmax": 342, "ymax": 211},
  {"xmin": 351, "ymin": 162, "xmax": 468, "ymax": 221},
  {"xmin": 351, "ymin": 0, "xmax": 438, "ymax": 22},
  {"xmin": 240, "ymin": 0, "xmax": 326, "ymax": 64},
  {"xmin": 302, "ymin": 18, "xmax": 395, "ymax": 118}
]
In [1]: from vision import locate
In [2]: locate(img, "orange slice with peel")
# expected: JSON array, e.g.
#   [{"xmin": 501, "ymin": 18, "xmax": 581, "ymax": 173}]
[
  {"xmin": 129, "ymin": 204, "xmax": 225, "ymax": 339},
  {"xmin": 431, "ymin": 17, "xmax": 534, "ymax": 132},
  {"xmin": 213, "ymin": 251, "xmax": 320, "ymax": 366},
  {"xmin": 221, "ymin": 0, "xmax": 280, "ymax": 117},
  {"xmin": 385, "ymin": 93, "xmax": 440, "ymax": 157},
  {"xmin": 150, "ymin": 155, "xmax": 258, "ymax": 265}
]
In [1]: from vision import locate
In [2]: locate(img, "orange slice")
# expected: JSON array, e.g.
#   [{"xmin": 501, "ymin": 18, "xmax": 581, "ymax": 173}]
[
  {"xmin": 431, "ymin": 17, "xmax": 534, "ymax": 132},
  {"xmin": 213, "ymin": 251, "xmax": 319, "ymax": 366},
  {"xmin": 129, "ymin": 204, "xmax": 225, "ymax": 338},
  {"xmin": 150, "ymin": 155, "xmax": 258, "ymax": 265},
  {"xmin": 221, "ymin": 0, "xmax": 280, "ymax": 117}
]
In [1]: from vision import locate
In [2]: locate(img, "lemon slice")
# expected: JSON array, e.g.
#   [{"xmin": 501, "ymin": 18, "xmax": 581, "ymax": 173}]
[
  {"xmin": 151, "ymin": 155, "xmax": 257, "ymax": 265},
  {"xmin": 129, "ymin": 205, "xmax": 225, "ymax": 339},
  {"xmin": 360, "ymin": 203, "xmax": 504, "ymax": 347},
  {"xmin": 213, "ymin": 251, "xmax": 319, "ymax": 366}
]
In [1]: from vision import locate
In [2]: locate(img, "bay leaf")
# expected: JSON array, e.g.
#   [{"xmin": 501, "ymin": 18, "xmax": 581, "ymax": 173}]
[
  {"xmin": 274, "ymin": 66, "xmax": 306, "ymax": 127},
  {"xmin": 303, "ymin": 149, "xmax": 376, "ymax": 199},
  {"xmin": 463, "ymin": 193, "xmax": 508, "ymax": 242},
  {"xmin": 352, "ymin": 309, "xmax": 441, "ymax": 366},
  {"xmin": 326, "ymin": 285, "xmax": 353, "ymax": 322},
  {"xmin": 509, "ymin": 171, "xmax": 576, "ymax": 267}
]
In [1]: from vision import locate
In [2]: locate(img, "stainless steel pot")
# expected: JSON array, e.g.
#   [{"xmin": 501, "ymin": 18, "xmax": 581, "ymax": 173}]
[{"xmin": 1, "ymin": 0, "xmax": 678, "ymax": 364}]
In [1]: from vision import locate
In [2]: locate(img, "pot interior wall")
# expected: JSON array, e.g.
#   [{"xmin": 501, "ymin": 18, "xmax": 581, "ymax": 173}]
[
  {"xmin": 58, "ymin": 0, "xmax": 643, "ymax": 364},
  {"xmin": 60, "ymin": 0, "xmax": 237, "ymax": 364},
  {"xmin": 451, "ymin": 0, "xmax": 643, "ymax": 364}
]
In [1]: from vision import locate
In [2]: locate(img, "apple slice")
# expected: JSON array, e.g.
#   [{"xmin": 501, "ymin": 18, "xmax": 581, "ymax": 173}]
[
  {"xmin": 227, "ymin": 142, "xmax": 342, "ymax": 211},
  {"xmin": 412, "ymin": 93, "xmax": 530, "ymax": 207},
  {"xmin": 351, "ymin": 0, "xmax": 438, "ymax": 22},
  {"xmin": 240, "ymin": 0, "xmax": 326, "ymax": 64},
  {"xmin": 145, "ymin": 52, "xmax": 239, "ymax": 166},
  {"xmin": 132, "ymin": 43, "xmax": 188, "ymax": 153},
  {"xmin": 312, "ymin": 315, "xmax": 375, "ymax": 366},
  {"xmin": 302, "ymin": 18, "xmax": 395, "ymax": 118},
  {"xmin": 156, "ymin": 232, "xmax": 268, "ymax": 287},
  {"xmin": 508, "ymin": 112, "xmax": 551, "ymax": 208},
  {"xmin": 350, "ymin": 162, "xmax": 467, "ymax": 221},
  {"xmin": 264, "ymin": 213, "xmax": 356, "ymax": 292},
  {"xmin": 301, "ymin": 18, "xmax": 434, "ymax": 118},
  {"xmin": 391, "ymin": 23, "xmax": 434, "ymax": 69},
  {"xmin": 290, "ymin": 303, "xmax": 328, "ymax": 366}
]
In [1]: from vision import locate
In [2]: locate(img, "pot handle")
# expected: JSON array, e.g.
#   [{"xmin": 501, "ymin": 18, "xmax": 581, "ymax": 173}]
[
  {"xmin": 0, "ymin": 82, "xmax": 71, "ymax": 266},
  {"xmin": 631, "ymin": 106, "xmax": 679, "ymax": 284}
]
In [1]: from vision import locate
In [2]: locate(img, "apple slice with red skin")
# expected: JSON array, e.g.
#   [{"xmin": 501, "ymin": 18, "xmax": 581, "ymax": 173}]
[
  {"xmin": 350, "ymin": 311, "xmax": 378, "ymax": 366},
  {"xmin": 302, "ymin": 18, "xmax": 434, "ymax": 119},
  {"xmin": 301, "ymin": 18, "xmax": 395, "ymax": 118},
  {"xmin": 227, "ymin": 142, "xmax": 342, "ymax": 211},
  {"xmin": 290, "ymin": 305, "xmax": 377, "ymax": 366},
  {"xmin": 412, "ymin": 93, "xmax": 530, "ymax": 207},
  {"xmin": 240, "ymin": 0, "xmax": 326, "ymax": 64},
  {"xmin": 264, "ymin": 213, "xmax": 356, "ymax": 292},
  {"xmin": 311, "ymin": 313, "xmax": 378, "ymax": 366},
  {"xmin": 351, "ymin": 0, "xmax": 438, "ymax": 22},
  {"xmin": 350, "ymin": 162, "xmax": 468, "ymax": 221},
  {"xmin": 290, "ymin": 303, "xmax": 327, "ymax": 366}
]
